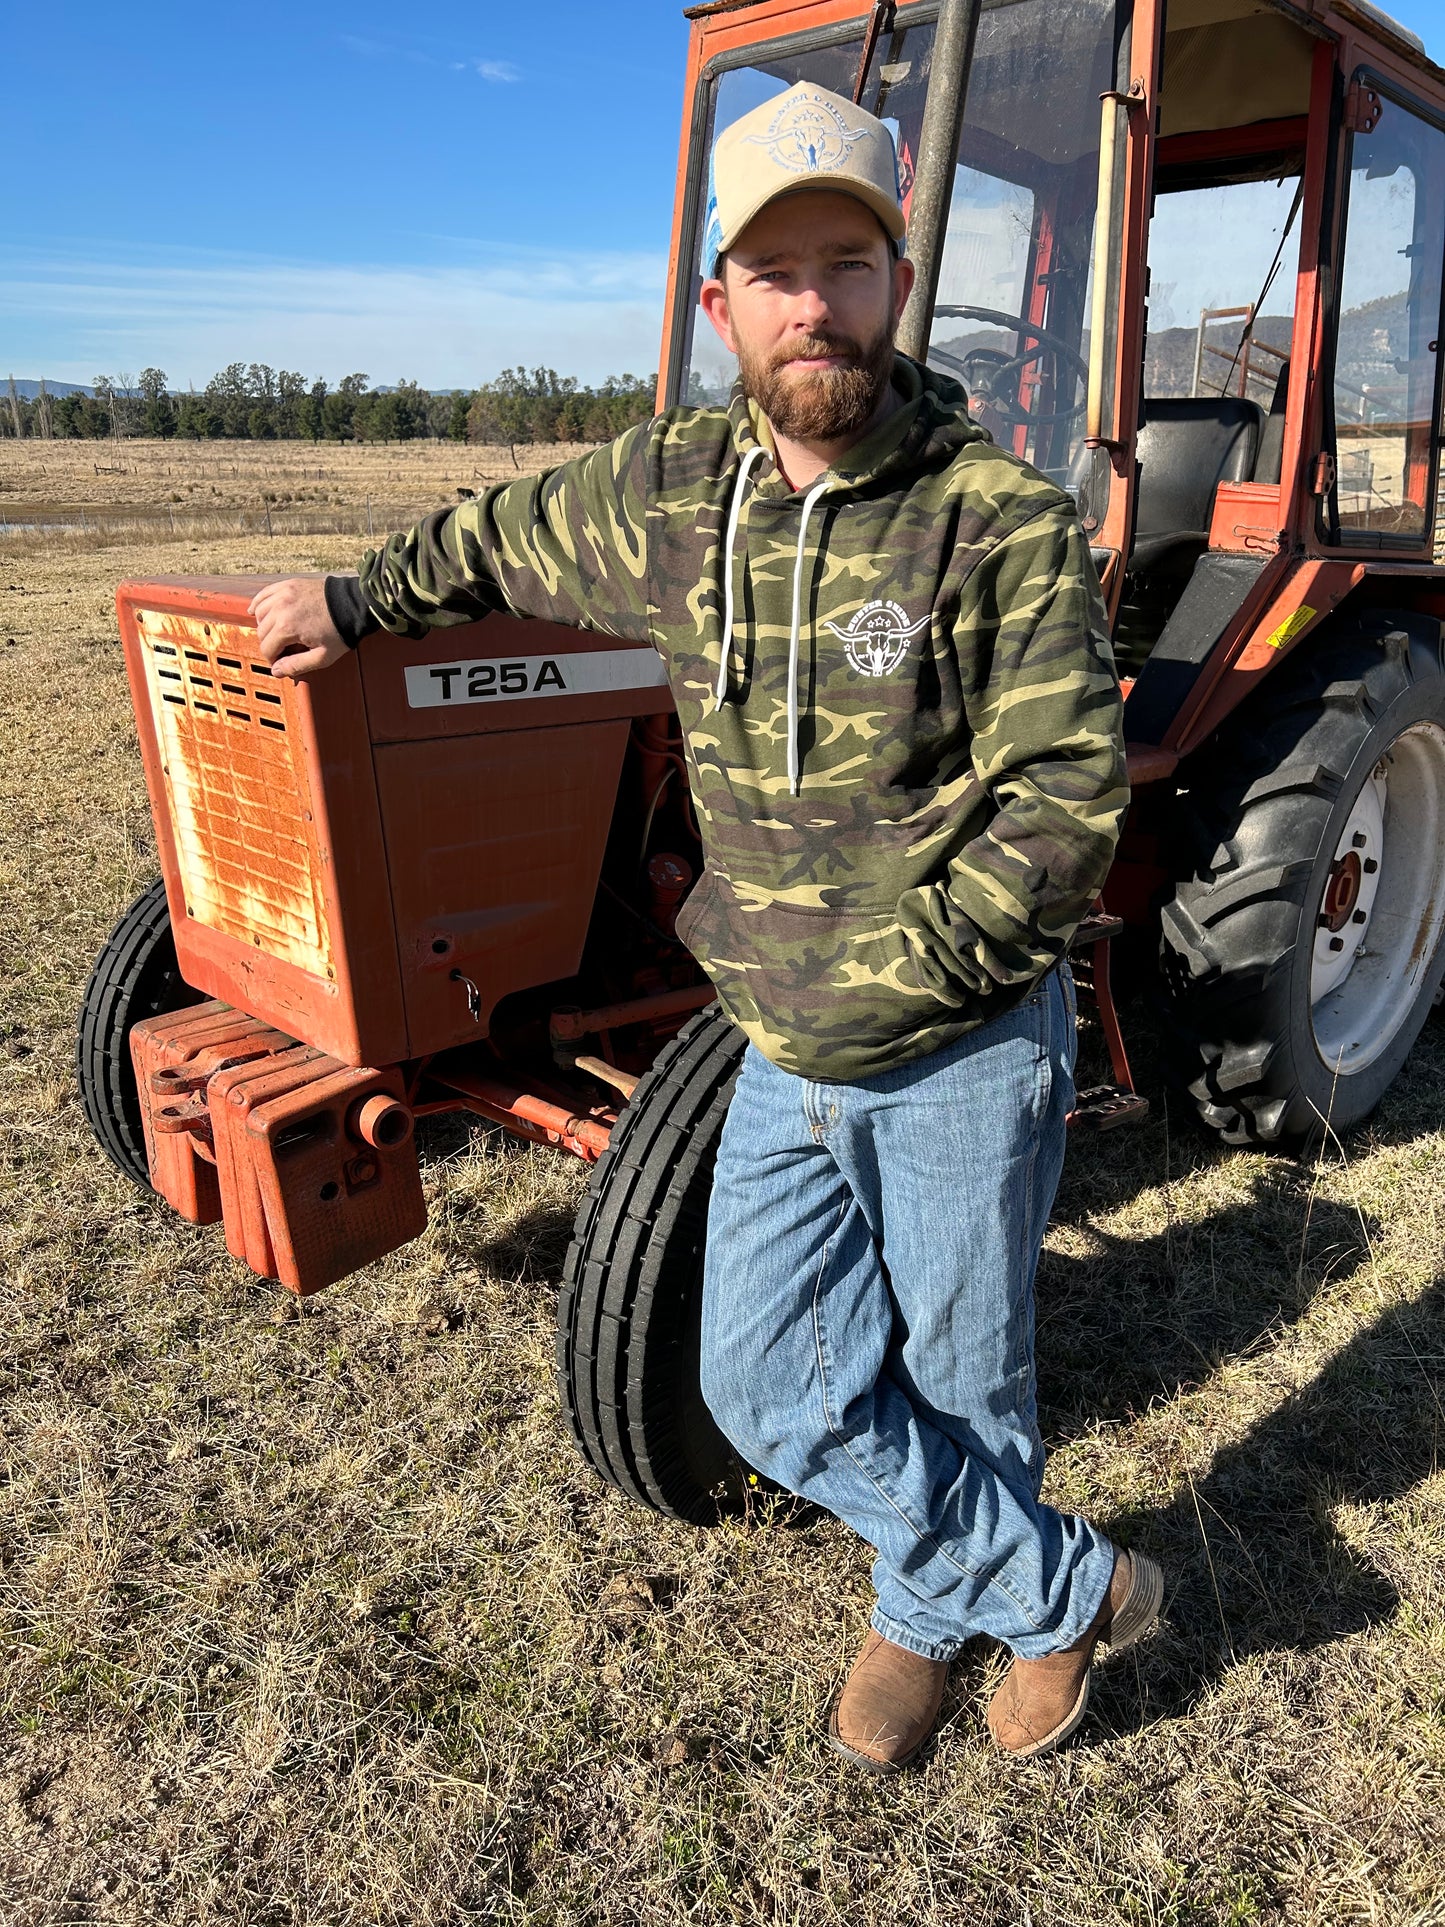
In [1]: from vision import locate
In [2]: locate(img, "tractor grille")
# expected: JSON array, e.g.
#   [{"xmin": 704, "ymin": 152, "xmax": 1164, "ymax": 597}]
[{"xmin": 136, "ymin": 610, "xmax": 333, "ymax": 979}]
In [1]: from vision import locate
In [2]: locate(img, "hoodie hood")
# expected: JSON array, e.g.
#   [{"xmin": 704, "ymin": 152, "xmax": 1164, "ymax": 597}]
[{"xmin": 713, "ymin": 356, "xmax": 993, "ymax": 792}]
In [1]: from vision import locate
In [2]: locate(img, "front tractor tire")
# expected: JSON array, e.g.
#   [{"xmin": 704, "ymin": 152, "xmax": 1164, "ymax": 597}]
[
  {"xmin": 1161, "ymin": 610, "xmax": 1445, "ymax": 1148},
  {"xmin": 77, "ymin": 879, "xmax": 201, "ymax": 1190},
  {"xmin": 557, "ymin": 1003, "xmax": 750, "ymax": 1522}
]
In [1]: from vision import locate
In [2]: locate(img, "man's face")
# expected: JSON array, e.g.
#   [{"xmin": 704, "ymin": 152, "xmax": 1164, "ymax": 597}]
[{"xmin": 699, "ymin": 190, "xmax": 914, "ymax": 442}]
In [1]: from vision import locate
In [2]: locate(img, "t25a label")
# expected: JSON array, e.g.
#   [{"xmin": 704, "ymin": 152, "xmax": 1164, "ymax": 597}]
[{"xmin": 405, "ymin": 648, "xmax": 668, "ymax": 709}]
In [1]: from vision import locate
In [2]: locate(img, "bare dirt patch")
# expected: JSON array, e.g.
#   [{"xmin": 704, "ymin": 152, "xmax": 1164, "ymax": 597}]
[{"xmin": 1, "ymin": 472, "xmax": 1443, "ymax": 1925}]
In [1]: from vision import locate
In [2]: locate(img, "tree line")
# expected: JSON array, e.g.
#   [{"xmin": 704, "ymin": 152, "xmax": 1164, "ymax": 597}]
[{"xmin": 3, "ymin": 364, "xmax": 658, "ymax": 446}]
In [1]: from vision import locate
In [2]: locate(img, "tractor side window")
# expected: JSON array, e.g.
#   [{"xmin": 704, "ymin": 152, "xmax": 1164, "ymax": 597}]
[
  {"xmin": 1330, "ymin": 94, "xmax": 1445, "ymax": 544},
  {"xmin": 1107, "ymin": 162, "xmax": 1304, "ymax": 677},
  {"xmin": 1144, "ymin": 172, "xmax": 1303, "ymax": 409},
  {"xmin": 675, "ymin": 17, "xmax": 936, "ymax": 407},
  {"xmin": 927, "ymin": 0, "xmax": 1120, "ymax": 492}
]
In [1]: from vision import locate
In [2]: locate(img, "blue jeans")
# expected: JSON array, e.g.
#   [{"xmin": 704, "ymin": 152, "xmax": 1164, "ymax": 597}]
[{"xmin": 699, "ymin": 965, "xmax": 1114, "ymax": 1662}]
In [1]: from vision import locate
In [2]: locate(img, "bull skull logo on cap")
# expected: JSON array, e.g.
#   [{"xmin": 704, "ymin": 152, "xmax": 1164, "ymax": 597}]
[{"xmin": 746, "ymin": 91, "xmax": 874, "ymax": 174}]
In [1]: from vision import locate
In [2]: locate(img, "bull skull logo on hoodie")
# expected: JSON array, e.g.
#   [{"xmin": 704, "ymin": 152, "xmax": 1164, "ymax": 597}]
[{"xmin": 824, "ymin": 599, "xmax": 931, "ymax": 678}]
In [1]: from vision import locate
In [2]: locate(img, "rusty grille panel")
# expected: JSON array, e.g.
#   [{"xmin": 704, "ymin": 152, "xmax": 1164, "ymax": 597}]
[{"xmin": 136, "ymin": 610, "xmax": 333, "ymax": 979}]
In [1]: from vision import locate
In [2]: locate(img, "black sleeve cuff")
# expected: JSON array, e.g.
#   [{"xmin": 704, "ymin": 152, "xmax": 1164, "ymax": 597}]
[{"xmin": 324, "ymin": 573, "xmax": 377, "ymax": 649}]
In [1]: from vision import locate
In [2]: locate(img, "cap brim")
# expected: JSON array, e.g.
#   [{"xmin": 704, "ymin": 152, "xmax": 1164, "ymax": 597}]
[{"xmin": 717, "ymin": 177, "xmax": 907, "ymax": 256}]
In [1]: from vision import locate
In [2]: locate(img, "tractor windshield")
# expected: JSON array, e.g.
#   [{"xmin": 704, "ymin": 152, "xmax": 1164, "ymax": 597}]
[
  {"xmin": 673, "ymin": 10, "xmax": 937, "ymax": 406},
  {"xmin": 927, "ymin": 0, "xmax": 1120, "ymax": 487},
  {"xmin": 672, "ymin": 0, "xmax": 1124, "ymax": 498}
]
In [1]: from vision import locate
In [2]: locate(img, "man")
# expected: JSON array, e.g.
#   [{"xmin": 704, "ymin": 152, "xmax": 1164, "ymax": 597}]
[{"xmin": 251, "ymin": 82, "xmax": 1163, "ymax": 1770}]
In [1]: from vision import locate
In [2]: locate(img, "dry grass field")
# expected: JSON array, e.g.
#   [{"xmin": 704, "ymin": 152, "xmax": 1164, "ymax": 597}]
[
  {"xmin": 0, "ymin": 438, "xmax": 599, "ymax": 551},
  {"xmin": 1, "ymin": 441, "xmax": 1443, "ymax": 1926}
]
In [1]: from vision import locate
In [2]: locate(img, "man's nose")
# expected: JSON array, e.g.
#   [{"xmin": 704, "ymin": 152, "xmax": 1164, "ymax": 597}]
[{"xmin": 787, "ymin": 283, "xmax": 831, "ymax": 330}]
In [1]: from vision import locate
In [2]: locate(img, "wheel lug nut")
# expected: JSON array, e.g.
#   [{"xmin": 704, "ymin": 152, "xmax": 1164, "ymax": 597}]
[
  {"xmin": 1352, "ymin": 832, "xmax": 1368, "ymax": 848},
  {"xmin": 1363, "ymin": 857, "xmax": 1378, "ymax": 873},
  {"xmin": 1329, "ymin": 936, "xmax": 1345, "ymax": 951},
  {"xmin": 1353, "ymin": 909, "xmax": 1367, "ymax": 923}
]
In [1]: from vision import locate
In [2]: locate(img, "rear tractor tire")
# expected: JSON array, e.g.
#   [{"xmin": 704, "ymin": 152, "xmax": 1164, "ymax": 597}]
[
  {"xmin": 1160, "ymin": 610, "xmax": 1445, "ymax": 1148},
  {"xmin": 556, "ymin": 1003, "xmax": 751, "ymax": 1522},
  {"xmin": 77, "ymin": 879, "xmax": 202, "ymax": 1190}
]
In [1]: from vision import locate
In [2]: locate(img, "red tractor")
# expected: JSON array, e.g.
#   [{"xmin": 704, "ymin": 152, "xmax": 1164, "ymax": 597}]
[{"xmin": 81, "ymin": 0, "xmax": 1445, "ymax": 1523}]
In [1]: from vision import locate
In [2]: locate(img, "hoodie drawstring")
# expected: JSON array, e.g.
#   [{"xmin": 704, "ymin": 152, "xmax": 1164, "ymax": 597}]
[
  {"xmin": 714, "ymin": 445, "xmax": 766, "ymax": 711},
  {"xmin": 786, "ymin": 477, "xmax": 832, "ymax": 796},
  {"xmin": 714, "ymin": 449, "xmax": 832, "ymax": 798}
]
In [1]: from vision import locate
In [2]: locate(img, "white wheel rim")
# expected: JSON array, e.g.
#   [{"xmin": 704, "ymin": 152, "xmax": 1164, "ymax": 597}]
[{"xmin": 1311, "ymin": 720, "xmax": 1445, "ymax": 1075}]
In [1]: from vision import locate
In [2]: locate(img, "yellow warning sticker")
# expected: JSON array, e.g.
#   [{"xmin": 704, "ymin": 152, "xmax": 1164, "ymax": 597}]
[{"xmin": 1266, "ymin": 603, "xmax": 1317, "ymax": 650}]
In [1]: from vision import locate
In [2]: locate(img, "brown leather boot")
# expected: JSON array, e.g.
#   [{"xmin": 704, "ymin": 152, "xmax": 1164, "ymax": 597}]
[
  {"xmin": 828, "ymin": 1630, "xmax": 950, "ymax": 1772},
  {"xmin": 986, "ymin": 1547, "xmax": 1164, "ymax": 1760}
]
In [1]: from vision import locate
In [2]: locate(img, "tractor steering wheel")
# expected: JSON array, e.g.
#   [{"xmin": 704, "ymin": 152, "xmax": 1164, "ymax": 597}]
[{"xmin": 930, "ymin": 304, "xmax": 1089, "ymax": 429}]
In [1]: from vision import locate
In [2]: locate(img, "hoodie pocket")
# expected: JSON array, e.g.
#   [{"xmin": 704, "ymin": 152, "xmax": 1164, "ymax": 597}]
[
  {"xmin": 676, "ymin": 867, "xmax": 949, "ymax": 1066},
  {"xmin": 674, "ymin": 863, "xmax": 731, "ymax": 961}
]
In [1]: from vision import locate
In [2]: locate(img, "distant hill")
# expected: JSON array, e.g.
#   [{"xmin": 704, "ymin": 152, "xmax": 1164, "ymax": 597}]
[
  {"xmin": 1333, "ymin": 292, "xmax": 1414, "ymax": 419},
  {"xmin": 1144, "ymin": 315, "xmax": 1294, "ymax": 400},
  {"xmin": 939, "ymin": 293, "xmax": 1414, "ymax": 417},
  {"xmin": 1144, "ymin": 295, "xmax": 1413, "ymax": 412},
  {"xmin": 6, "ymin": 378, "xmax": 93, "ymax": 399}
]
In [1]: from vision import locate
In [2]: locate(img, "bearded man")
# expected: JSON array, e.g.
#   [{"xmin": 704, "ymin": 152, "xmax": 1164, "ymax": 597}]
[{"xmin": 250, "ymin": 83, "xmax": 1163, "ymax": 1770}]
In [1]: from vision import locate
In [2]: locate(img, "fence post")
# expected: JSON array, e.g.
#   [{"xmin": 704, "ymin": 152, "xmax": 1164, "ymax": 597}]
[{"xmin": 366, "ymin": 495, "xmax": 374, "ymax": 539}]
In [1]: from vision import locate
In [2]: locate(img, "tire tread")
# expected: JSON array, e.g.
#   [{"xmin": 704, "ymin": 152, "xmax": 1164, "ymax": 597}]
[{"xmin": 557, "ymin": 1004, "xmax": 747, "ymax": 1521}]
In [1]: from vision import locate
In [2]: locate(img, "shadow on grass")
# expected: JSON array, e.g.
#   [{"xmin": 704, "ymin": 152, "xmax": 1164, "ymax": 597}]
[
  {"xmin": 1100, "ymin": 1277, "xmax": 1444, "ymax": 1721},
  {"xmin": 468, "ymin": 1200, "xmax": 578, "ymax": 1284},
  {"xmin": 1034, "ymin": 989, "xmax": 1443, "ymax": 1441},
  {"xmin": 1036, "ymin": 1020, "xmax": 1443, "ymax": 1712},
  {"xmin": 414, "ymin": 1112, "xmax": 583, "ymax": 1283},
  {"xmin": 1037, "ymin": 1163, "xmax": 1380, "ymax": 1438}
]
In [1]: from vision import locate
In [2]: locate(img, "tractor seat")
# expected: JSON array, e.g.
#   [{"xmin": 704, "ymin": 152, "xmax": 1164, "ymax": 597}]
[
  {"xmin": 1130, "ymin": 395, "xmax": 1265, "ymax": 575},
  {"xmin": 1252, "ymin": 361, "xmax": 1291, "ymax": 487}
]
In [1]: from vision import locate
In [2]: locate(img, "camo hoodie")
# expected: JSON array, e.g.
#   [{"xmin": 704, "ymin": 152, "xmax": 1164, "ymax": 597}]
[{"xmin": 332, "ymin": 355, "xmax": 1126, "ymax": 1081}]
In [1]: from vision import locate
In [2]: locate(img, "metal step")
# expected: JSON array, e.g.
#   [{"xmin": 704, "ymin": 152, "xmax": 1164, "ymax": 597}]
[
  {"xmin": 1068, "ymin": 1084, "xmax": 1150, "ymax": 1131},
  {"xmin": 1069, "ymin": 911, "xmax": 1126, "ymax": 950}
]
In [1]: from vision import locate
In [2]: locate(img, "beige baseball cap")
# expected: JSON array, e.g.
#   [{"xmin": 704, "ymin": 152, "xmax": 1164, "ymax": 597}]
[{"xmin": 703, "ymin": 82, "xmax": 906, "ymax": 272}]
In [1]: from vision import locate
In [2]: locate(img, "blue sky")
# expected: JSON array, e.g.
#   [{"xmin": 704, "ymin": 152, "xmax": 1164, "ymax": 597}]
[
  {"xmin": 3, "ymin": 0, "xmax": 1442, "ymax": 392},
  {"xmin": 2, "ymin": 0, "xmax": 690, "ymax": 389}
]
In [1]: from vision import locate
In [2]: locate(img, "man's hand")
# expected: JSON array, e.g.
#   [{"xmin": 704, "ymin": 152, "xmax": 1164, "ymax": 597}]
[{"xmin": 249, "ymin": 578, "xmax": 349, "ymax": 680}]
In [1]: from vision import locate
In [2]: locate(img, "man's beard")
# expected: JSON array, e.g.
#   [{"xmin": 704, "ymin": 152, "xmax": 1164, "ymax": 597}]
[{"xmin": 737, "ymin": 317, "xmax": 896, "ymax": 442}]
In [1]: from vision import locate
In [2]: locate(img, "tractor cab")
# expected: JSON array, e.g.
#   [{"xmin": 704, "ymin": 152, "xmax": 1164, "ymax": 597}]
[{"xmin": 662, "ymin": 0, "xmax": 1445, "ymax": 742}]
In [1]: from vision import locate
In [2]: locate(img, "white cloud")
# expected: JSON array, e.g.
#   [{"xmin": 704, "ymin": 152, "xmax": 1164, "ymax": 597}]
[
  {"xmin": 0, "ymin": 244, "xmax": 670, "ymax": 390},
  {"xmin": 341, "ymin": 32, "xmax": 520, "ymax": 81}
]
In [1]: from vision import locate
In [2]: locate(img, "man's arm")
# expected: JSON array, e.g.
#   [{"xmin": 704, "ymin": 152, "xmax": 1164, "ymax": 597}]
[
  {"xmin": 252, "ymin": 422, "xmax": 652, "ymax": 678},
  {"xmin": 898, "ymin": 504, "xmax": 1127, "ymax": 1003}
]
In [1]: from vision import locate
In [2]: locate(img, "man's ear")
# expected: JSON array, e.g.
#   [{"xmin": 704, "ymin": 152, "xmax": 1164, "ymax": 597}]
[
  {"xmin": 699, "ymin": 274, "xmax": 738, "ymax": 354},
  {"xmin": 891, "ymin": 254, "xmax": 916, "ymax": 325}
]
